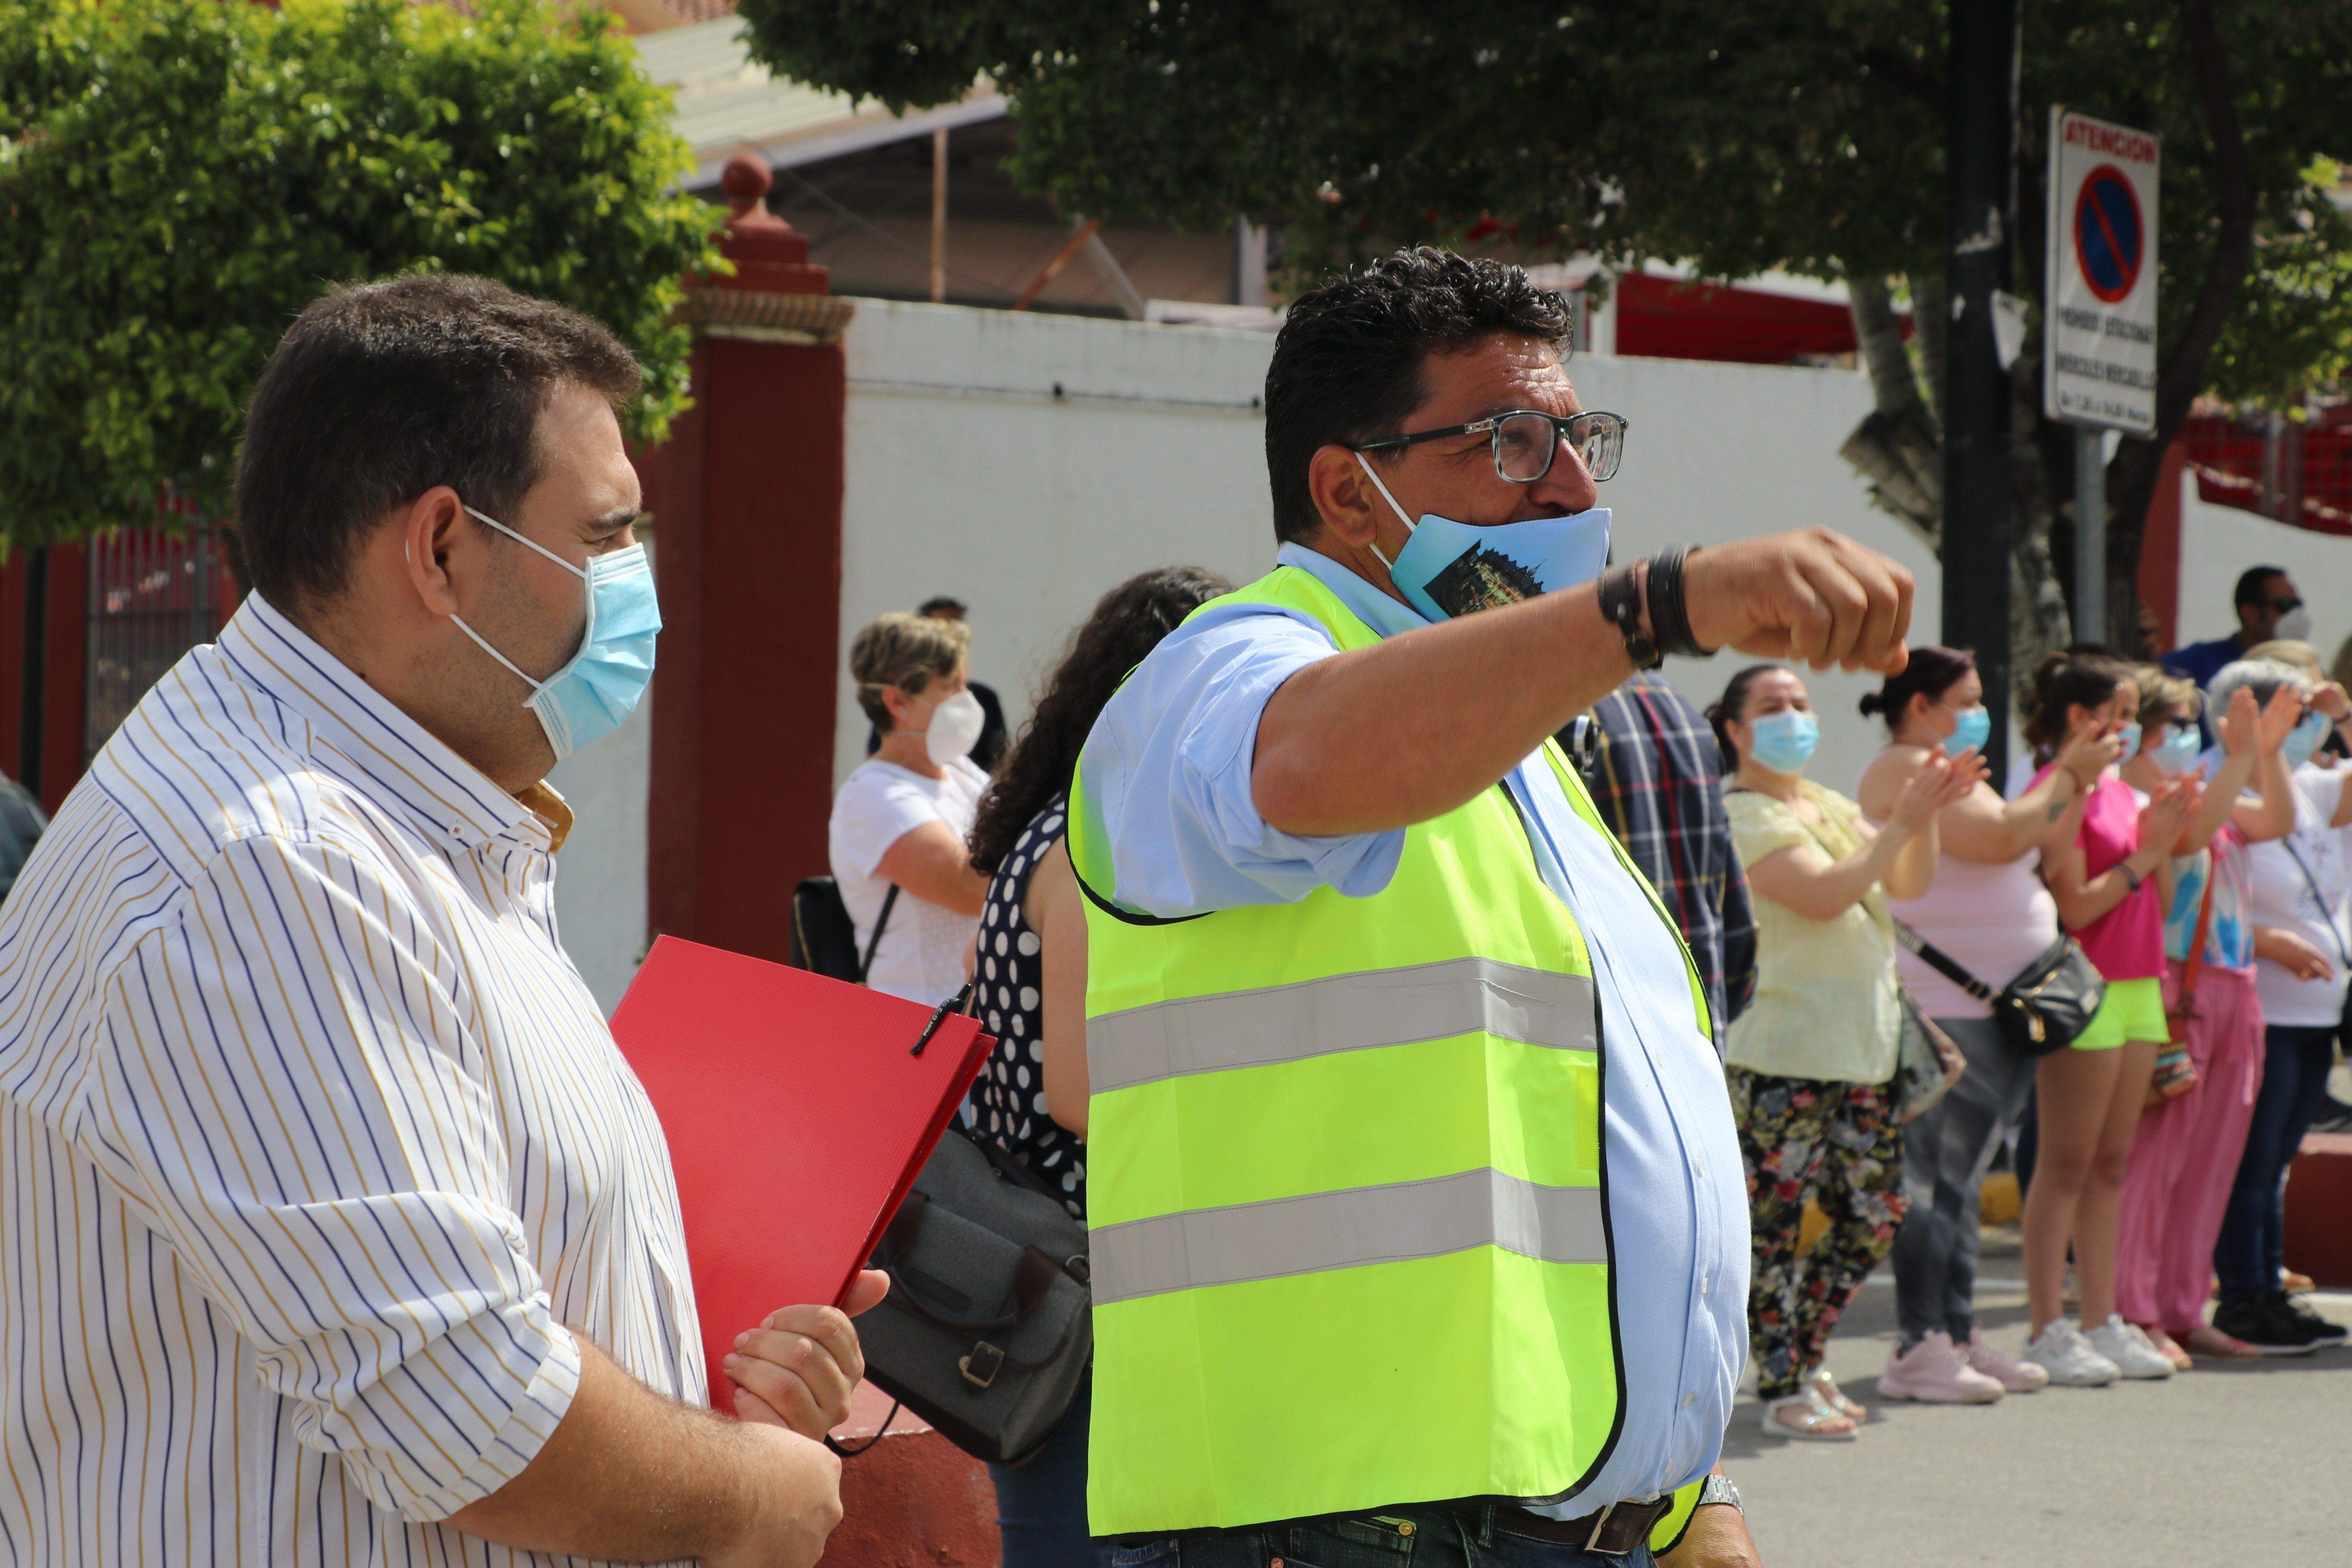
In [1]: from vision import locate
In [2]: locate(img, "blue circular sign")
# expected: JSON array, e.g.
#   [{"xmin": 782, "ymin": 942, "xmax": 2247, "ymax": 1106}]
[{"xmin": 2074, "ymin": 164, "xmax": 2143, "ymax": 304}]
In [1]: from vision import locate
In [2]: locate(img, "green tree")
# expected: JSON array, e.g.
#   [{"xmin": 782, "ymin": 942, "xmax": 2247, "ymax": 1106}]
[
  {"xmin": 740, "ymin": 0, "xmax": 2352, "ymax": 661},
  {"xmin": 0, "ymin": 0, "xmax": 720, "ymax": 548}
]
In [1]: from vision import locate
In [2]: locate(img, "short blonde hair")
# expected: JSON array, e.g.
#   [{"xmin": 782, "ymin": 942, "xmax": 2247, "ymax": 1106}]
[
  {"xmin": 2134, "ymin": 666, "xmax": 2200, "ymax": 726},
  {"xmin": 2246, "ymin": 639, "xmax": 2323, "ymax": 679},
  {"xmin": 851, "ymin": 612, "xmax": 969, "ymax": 730}
]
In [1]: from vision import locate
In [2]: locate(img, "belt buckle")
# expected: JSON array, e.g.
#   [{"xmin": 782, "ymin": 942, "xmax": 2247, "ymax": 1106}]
[{"xmin": 1582, "ymin": 1501, "xmax": 1617, "ymax": 1554}]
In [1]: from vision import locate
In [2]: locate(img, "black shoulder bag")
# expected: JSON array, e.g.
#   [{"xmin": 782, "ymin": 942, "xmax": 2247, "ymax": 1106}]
[
  {"xmin": 786, "ymin": 879, "xmax": 899, "ymax": 984},
  {"xmin": 1893, "ymin": 920, "xmax": 2105, "ymax": 1057},
  {"xmin": 846, "ymin": 1011, "xmax": 1093, "ymax": 1466}
]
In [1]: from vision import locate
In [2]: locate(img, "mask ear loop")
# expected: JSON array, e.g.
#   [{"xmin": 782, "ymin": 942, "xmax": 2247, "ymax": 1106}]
[{"xmin": 1350, "ymin": 454, "xmax": 1417, "ymax": 571}]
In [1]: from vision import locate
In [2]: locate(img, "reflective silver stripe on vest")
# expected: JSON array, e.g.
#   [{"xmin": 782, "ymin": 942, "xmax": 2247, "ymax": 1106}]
[
  {"xmin": 1092, "ymin": 1167, "xmax": 1605, "ymax": 1304},
  {"xmin": 1088, "ymin": 956, "xmax": 1595, "ymax": 1095}
]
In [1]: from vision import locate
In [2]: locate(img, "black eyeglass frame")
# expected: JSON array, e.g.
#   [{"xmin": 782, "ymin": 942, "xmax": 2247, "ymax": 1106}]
[{"xmin": 1353, "ymin": 408, "xmax": 1629, "ymax": 484}]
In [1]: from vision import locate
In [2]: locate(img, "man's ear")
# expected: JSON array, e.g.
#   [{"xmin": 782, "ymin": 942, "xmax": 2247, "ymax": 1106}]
[
  {"xmin": 401, "ymin": 486, "xmax": 468, "ymax": 615},
  {"xmin": 1306, "ymin": 444, "xmax": 1389, "ymax": 548}
]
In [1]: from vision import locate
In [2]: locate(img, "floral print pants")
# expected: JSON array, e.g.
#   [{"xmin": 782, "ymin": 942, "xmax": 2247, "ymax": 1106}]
[{"xmin": 1727, "ymin": 1068, "xmax": 1907, "ymax": 1400}]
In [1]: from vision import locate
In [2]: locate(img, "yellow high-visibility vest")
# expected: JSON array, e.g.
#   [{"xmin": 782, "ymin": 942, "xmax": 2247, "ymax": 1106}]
[{"xmin": 1071, "ymin": 564, "xmax": 1708, "ymax": 1541}]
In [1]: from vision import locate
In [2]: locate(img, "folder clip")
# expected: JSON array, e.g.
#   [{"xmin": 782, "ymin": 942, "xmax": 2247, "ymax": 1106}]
[{"xmin": 912, "ymin": 982, "xmax": 975, "ymax": 1057}]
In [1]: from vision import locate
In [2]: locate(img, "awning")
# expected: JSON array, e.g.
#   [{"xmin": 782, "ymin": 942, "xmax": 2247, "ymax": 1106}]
[{"xmin": 634, "ymin": 17, "xmax": 1005, "ymax": 191}]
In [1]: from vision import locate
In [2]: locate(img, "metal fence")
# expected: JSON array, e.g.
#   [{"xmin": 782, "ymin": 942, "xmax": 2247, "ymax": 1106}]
[{"xmin": 84, "ymin": 527, "xmax": 225, "ymax": 763}]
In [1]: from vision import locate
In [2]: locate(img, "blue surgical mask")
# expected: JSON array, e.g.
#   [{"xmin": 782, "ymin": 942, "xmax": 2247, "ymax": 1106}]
[
  {"xmin": 451, "ymin": 506, "xmax": 661, "ymax": 761},
  {"xmin": 1944, "ymin": 704, "xmax": 1991, "ymax": 759},
  {"xmin": 1353, "ymin": 456, "xmax": 1610, "ymax": 622},
  {"xmin": 1747, "ymin": 709, "xmax": 1820, "ymax": 775},
  {"xmin": 2114, "ymin": 721, "xmax": 2143, "ymax": 760},
  {"xmin": 2284, "ymin": 710, "xmax": 2328, "ymax": 767},
  {"xmin": 2150, "ymin": 722, "xmax": 2202, "ymax": 776}
]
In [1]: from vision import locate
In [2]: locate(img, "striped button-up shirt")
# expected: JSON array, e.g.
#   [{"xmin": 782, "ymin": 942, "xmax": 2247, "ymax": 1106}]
[{"xmin": 0, "ymin": 594, "xmax": 701, "ymax": 1566}]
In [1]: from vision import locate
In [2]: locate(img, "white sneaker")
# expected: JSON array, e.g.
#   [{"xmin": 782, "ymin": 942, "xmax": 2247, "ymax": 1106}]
[
  {"xmin": 2022, "ymin": 1319, "xmax": 2120, "ymax": 1387},
  {"xmin": 2087, "ymin": 1315, "xmax": 2176, "ymax": 1379}
]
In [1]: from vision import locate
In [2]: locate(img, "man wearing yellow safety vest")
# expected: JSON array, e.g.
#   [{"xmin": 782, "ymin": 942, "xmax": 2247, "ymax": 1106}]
[{"xmin": 1068, "ymin": 249, "xmax": 1917, "ymax": 1567}]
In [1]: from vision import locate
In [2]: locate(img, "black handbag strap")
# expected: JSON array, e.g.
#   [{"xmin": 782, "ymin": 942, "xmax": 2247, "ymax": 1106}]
[
  {"xmin": 2279, "ymin": 840, "xmax": 2352, "ymax": 968},
  {"xmin": 858, "ymin": 884, "xmax": 900, "ymax": 983},
  {"xmin": 1890, "ymin": 920, "xmax": 2000, "ymax": 1005}
]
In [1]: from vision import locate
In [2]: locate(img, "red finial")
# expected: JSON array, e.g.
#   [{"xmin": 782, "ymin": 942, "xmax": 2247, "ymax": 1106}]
[
  {"xmin": 721, "ymin": 153, "xmax": 773, "ymax": 218},
  {"xmin": 708, "ymin": 151, "xmax": 824, "ymax": 293}
]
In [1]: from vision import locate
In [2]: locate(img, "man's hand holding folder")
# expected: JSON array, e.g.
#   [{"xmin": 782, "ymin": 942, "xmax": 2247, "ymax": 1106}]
[{"xmin": 725, "ymin": 1269, "xmax": 893, "ymax": 1434}]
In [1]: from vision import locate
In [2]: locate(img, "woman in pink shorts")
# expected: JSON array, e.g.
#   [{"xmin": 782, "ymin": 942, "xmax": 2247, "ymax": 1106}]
[{"xmin": 2114, "ymin": 662, "xmax": 2297, "ymax": 1365}]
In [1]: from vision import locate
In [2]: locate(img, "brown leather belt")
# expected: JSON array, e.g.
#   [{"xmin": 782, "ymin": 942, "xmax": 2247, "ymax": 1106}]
[{"xmin": 1485, "ymin": 1495, "xmax": 1676, "ymax": 1557}]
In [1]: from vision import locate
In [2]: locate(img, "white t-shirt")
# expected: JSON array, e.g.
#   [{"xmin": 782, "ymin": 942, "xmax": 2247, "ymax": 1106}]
[
  {"xmin": 2249, "ymin": 763, "xmax": 2352, "ymax": 1026},
  {"xmin": 827, "ymin": 757, "xmax": 990, "ymax": 1005}
]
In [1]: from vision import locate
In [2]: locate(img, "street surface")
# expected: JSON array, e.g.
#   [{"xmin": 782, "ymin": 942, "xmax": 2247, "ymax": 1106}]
[{"xmin": 1732, "ymin": 1227, "xmax": 2350, "ymax": 1567}]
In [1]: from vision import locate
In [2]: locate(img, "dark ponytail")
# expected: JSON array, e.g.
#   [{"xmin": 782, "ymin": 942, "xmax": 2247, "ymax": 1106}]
[
  {"xmin": 2021, "ymin": 647, "xmax": 2135, "ymax": 757},
  {"xmin": 1859, "ymin": 646, "xmax": 1976, "ymax": 732},
  {"xmin": 1705, "ymin": 663, "xmax": 1784, "ymax": 769}
]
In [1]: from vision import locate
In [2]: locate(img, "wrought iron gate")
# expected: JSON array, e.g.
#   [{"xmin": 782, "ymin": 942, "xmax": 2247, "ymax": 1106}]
[{"xmin": 84, "ymin": 527, "xmax": 225, "ymax": 763}]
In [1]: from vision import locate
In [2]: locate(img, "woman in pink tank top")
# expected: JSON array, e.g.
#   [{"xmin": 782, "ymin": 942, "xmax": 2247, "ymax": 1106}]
[
  {"xmin": 2021, "ymin": 652, "xmax": 2201, "ymax": 1386},
  {"xmin": 1855, "ymin": 647, "xmax": 2118, "ymax": 1403}
]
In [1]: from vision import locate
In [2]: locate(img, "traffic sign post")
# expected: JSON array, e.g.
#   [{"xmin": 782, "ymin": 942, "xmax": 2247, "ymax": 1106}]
[{"xmin": 2045, "ymin": 107, "xmax": 2158, "ymax": 646}]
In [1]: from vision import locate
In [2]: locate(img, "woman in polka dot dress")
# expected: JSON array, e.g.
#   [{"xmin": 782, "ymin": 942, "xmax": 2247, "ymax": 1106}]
[{"xmin": 964, "ymin": 566, "xmax": 1230, "ymax": 1568}]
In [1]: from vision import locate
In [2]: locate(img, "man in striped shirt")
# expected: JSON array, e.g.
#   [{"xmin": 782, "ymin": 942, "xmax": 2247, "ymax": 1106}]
[{"xmin": 0, "ymin": 276, "xmax": 873, "ymax": 1566}]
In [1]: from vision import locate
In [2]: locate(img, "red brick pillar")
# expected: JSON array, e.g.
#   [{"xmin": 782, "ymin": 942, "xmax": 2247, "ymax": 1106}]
[{"xmin": 639, "ymin": 156, "xmax": 856, "ymax": 963}]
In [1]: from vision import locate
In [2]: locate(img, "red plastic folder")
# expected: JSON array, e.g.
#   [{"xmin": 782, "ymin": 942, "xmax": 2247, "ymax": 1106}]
[{"xmin": 609, "ymin": 935, "xmax": 993, "ymax": 1411}]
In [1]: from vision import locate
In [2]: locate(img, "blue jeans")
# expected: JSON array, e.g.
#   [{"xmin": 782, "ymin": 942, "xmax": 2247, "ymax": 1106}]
[
  {"xmin": 1108, "ymin": 1504, "xmax": 1654, "ymax": 1568},
  {"xmin": 2214, "ymin": 1024, "xmax": 2337, "ymax": 1302},
  {"xmin": 990, "ymin": 1372, "xmax": 1113, "ymax": 1568}
]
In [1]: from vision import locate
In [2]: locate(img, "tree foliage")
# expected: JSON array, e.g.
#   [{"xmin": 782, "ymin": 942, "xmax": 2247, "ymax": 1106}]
[
  {"xmin": 744, "ymin": 0, "xmax": 2352, "ymax": 650},
  {"xmin": 0, "ymin": 0, "xmax": 720, "ymax": 547}
]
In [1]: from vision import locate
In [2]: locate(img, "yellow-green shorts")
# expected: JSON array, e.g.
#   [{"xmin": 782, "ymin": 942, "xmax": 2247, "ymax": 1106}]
[{"xmin": 2073, "ymin": 975, "xmax": 2167, "ymax": 1051}]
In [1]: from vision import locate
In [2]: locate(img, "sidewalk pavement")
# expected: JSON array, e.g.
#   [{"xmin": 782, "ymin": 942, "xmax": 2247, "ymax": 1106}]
[{"xmin": 1730, "ymin": 1229, "xmax": 2350, "ymax": 1568}]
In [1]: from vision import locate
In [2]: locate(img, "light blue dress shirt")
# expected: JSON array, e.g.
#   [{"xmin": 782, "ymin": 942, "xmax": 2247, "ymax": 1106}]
[{"xmin": 1083, "ymin": 542, "xmax": 1751, "ymax": 1515}]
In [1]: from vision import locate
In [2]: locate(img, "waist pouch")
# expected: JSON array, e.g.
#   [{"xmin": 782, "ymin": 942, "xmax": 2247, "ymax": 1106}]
[{"xmin": 1895, "ymin": 923, "xmax": 2105, "ymax": 1057}]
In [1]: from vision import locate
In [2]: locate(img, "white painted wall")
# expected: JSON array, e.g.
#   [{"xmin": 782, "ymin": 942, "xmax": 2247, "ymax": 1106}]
[
  {"xmin": 837, "ymin": 300, "xmax": 1281, "ymax": 780},
  {"xmin": 837, "ymin": 299, "xmax": 1936, "ymax": 798},
  {"xmin": 2174, "ymin": 466, "xmax": 2352, "ymax": 668}
]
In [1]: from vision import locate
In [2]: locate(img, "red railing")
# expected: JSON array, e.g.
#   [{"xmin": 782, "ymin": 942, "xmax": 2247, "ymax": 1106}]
[{"xmin": 2178, "ymin": 405, "xmax": 2352, "ymax": 537}]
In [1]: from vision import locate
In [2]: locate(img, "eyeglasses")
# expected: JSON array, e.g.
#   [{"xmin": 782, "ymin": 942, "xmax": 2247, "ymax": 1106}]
[
  {"xmin": 1354, "ymin": 409, "xmax": 1628, "ymax": 484},
  {"xmin": 2268, "ymin": 596, "xmax": 2306, "ymax": 613}
]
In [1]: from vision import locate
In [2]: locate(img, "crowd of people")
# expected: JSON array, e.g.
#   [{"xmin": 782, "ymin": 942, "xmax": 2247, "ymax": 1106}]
[{"xmin": 835, "ymin": 553, "xmax": 2352, "ymax": 1544}]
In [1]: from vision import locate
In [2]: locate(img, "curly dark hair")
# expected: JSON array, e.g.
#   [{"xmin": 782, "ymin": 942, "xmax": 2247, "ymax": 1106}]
[
  {"xmin": 1265, "ymin": 247, "xmax": 1573, "ymax": 546},
  {"xmin": 968, "ymin": 566, "xmax": 1234, "ymax": 874}
]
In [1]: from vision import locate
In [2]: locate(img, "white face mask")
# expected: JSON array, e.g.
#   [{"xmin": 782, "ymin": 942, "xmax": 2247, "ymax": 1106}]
[
  {"xmin": 2276, "ymin": 606, "xmax": 2313, "ymax": 643},
  {"xmin": 919, "ymin": 688, "xmax": 985, "ymax": 766}
]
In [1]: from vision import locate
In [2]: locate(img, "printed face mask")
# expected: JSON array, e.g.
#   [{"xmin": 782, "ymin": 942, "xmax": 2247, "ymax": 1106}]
[
  {"xmin": 1944, "ymin": 704, "xmax": 1992, "ymax": 759},
  {"xmin": 450, "ymin": 506, "xmax": 661, "ymax": 762},
  {"xmin": 2284, "ymin": 709, "xmax": 2328, "ymax": 766},
  {"xmin": 1352, "ymin": 455, "xmax": 1610, "ymax": 622},
  {"xmin": 920, "ymin": 687, "xmax": 985, "ymax": 766},
  {"xmin": 1747, "ymin": 709, "xmax": 1820, "ymax": 775},
  {"xmin": 2150, "ymin": 722, "xmax": 2202, "ymax": 776}
]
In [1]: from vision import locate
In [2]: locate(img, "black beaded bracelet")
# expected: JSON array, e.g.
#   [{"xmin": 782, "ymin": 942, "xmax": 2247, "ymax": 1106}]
[
  {"xmin": 1597, "ymin": 563, "xmax": 1662, "ymax": 670},
  {"xmin": 1642, "ymin": 544, "xmax": 1713, "ymax": 659}
]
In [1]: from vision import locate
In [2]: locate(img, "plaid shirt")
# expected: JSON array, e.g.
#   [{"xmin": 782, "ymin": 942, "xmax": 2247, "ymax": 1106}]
[{"xmin": 1568, "ymin": 670, "xmax": 1756, "ymax": 1052}]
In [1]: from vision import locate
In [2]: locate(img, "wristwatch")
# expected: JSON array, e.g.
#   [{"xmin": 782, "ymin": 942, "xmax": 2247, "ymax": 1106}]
[{"xmin": 1697, "ymin": 1474, "xmax": 1742, "ymax": 1512}]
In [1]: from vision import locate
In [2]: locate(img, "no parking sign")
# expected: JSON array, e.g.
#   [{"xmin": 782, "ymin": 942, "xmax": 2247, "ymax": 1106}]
[{"xmin": 2043, "ymin": 107, "xmax": 2159, "ymax": 434}]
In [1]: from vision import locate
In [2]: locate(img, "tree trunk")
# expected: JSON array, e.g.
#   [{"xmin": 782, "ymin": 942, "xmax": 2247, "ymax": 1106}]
[
  {"xmin": 2010, "ymin": 335, "xmax": 2072, "ymax": 688},
  {"xmin": 1840, "ymin": 275, "xmax": 1942, "ymax": 551}
]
